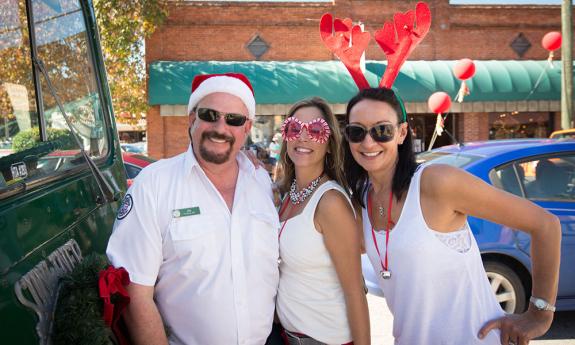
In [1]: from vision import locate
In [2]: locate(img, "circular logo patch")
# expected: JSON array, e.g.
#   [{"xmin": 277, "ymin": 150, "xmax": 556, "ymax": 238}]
[{"xmin": 117, "ymin": 194, "xmax": 133, "ymax": 220}]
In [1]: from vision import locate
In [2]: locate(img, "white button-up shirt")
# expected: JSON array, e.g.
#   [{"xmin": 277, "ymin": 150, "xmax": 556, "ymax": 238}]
[{"xmin": 107, "ymin": 146, "xmax": 280, "ymax": 345}]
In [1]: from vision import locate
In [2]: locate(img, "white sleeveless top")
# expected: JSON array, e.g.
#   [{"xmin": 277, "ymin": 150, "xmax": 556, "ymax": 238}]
[
  {"xmin": 276, "ymin": 181, "xmax": 353, "ymax": 344},
  {"xmin": 363, "ymin": 165, "xmax": 505, "ymax": 345}
]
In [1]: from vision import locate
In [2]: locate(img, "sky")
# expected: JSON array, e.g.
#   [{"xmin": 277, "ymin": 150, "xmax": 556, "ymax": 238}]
[{"xmin": 450, "ymin": 0, "xmax": 567, "ymax": 4}]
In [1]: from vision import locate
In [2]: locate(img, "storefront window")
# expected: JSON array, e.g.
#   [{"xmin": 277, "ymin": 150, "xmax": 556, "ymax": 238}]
[
  {"xmin": 489, "ymin": 112, "xmax": 552, "ymax": 139},
  {"xmin": 409, "ymin": 113, "xmax": 459, "ymax": 152}
]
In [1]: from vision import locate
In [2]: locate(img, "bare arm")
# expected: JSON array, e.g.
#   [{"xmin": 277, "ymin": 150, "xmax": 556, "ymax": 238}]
[
  {"xmin": 316, "ymin": 190, "xmax": 370, "ymax": 345},
  {"xmin": 353, "ymin": 202, "xmax": 366, "ymax": 254},
  {"xmin": 422, "ymin": 165, "xmax": 561, "ymax": 344},
  {"xmin": 124, "ymin": 283, "xmax": 169, "ymax": 345}
]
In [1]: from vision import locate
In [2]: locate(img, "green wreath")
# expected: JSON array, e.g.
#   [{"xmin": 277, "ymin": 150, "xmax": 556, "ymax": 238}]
[{"xmin": 52, "ymin": 253, "xmax": 118, "ymax": 345}]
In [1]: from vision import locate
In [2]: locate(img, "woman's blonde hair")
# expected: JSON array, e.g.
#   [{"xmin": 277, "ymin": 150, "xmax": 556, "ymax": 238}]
[{"xmin": 278, "ymin": 97, "xmax": 347, "ymax": 194}]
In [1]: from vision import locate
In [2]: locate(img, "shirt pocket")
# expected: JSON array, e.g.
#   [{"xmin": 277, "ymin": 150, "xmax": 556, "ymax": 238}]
[
  {"xmin": 249, "ymin": 212, "xmax": 280, "ymax": 263},
  {"xmin": 168, "ymin": 215, "xmax": 218, "ymax": 271}
]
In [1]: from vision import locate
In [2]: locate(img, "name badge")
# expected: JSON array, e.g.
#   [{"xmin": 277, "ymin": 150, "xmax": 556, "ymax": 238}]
[{"xmin": 172, "ymin": 207, "xmax": 200, "ymax": 218}]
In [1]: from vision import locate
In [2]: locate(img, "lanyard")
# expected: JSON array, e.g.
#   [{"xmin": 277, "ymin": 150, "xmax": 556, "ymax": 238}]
[
  {"xmin": 278, "ymin": 196, "xmax": 290, "ymax": 240},
  {"xmin": 367, "ymin": 189, "xmax": 394, "ymax": 279}
]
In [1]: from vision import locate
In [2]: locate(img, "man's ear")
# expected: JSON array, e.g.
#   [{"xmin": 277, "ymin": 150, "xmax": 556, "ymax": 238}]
[
  {"xmin": 244, "ymin": 119, "xmax": 253, "ymax": 134},
  {"xmin": 189, "ymin": 111, "xmax": 196, "ymax": 127}
]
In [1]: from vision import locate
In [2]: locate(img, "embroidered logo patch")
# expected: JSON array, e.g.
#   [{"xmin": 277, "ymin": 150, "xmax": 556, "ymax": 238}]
[{"xmin": 117, "ymin": 194, "xmax": 133, "ymax": 220}]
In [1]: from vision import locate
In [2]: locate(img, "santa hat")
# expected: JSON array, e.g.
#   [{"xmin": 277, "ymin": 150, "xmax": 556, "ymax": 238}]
[{"xmin": 187, "ymin": 73, "xmax": 256, "ymax": 119}]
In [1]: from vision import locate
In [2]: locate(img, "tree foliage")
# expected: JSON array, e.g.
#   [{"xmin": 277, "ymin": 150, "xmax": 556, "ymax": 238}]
[
  {"xmin": 93, "ymin": 0, "xmax": 168, "ymax": 124},
  {"xmin": 0, "ymin": 0, "xmax": 168, "ymax": 129},
  {"xmin": 12, "ymin": 127, "xmax": 75, "ymax": 152}
]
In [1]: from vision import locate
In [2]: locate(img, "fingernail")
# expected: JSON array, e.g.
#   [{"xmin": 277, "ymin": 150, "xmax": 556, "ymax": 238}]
[{"xmin": 478, "ymin": 333, "xmax": 484, "ymax": 339}]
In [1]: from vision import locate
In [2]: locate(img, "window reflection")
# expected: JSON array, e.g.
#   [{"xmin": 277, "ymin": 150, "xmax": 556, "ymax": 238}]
[
  {"xmin": 0, "ymin": 0, "xmax": 108, "ymax": 195},
  {"xmin": 489, "ymin": 112, "xmax": 552, "ymax": 139}
]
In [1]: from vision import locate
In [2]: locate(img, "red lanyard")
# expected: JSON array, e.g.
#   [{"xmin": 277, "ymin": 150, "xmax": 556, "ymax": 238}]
[
  {"xmin": 278, "ymin": 197, "xmax": 290, "ymax": 240},
  {"xmin": 367, "ymin": 189, "xmax": 394, "ymax": 276}
]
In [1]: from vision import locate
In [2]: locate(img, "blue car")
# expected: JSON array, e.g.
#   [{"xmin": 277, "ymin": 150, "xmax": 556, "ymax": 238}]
[{"xmin": 362, "ymin": 139, "xmax": 575, "ymax": 313}]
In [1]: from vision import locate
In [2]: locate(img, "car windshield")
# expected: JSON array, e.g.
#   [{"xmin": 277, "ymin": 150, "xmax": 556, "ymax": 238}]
[
  {"xmin": 416, "ymin": 151, "xmax": 483, "ymax": 168},
  {"xmin": 121, "ymin": 143, "xmax": 147, "ymax": 154}
]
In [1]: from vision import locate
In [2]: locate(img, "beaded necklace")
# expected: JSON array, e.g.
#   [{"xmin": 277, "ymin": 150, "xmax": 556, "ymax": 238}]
[{"xmin": 288, "ymin": 174, "xmax": 323, "ymax": 205}]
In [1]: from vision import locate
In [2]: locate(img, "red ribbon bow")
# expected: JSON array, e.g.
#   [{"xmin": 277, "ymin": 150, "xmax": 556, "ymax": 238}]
[{"xmin": 99, "ymin": 266, "xmax": 131, "ymax": 345}]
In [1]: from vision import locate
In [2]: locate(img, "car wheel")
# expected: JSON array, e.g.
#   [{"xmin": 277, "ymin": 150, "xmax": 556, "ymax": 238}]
[{"xmin": 484, "ymin": 261, "xmax": 527, "ymax": 314}]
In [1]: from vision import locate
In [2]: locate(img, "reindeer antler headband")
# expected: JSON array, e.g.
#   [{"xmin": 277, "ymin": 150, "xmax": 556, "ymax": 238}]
[{"xmin": 319, "ymin": 2, "xmax": 431, "ymax": 121}]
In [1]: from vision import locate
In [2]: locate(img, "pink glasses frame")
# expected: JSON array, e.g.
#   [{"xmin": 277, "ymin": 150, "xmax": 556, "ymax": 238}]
[{"xmin": 281, "ymin": 117, "xmax": 332, "ymax": 144}]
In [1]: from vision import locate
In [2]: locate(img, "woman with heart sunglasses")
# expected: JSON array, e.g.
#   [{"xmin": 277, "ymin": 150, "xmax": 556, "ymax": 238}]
[
  {"xmin": 272, "ymin": 97, "xmax": 370, "ymax": 345},
  {"xmin": 343, "ymin": 87, "xmax": 560, "ymax": 345}
]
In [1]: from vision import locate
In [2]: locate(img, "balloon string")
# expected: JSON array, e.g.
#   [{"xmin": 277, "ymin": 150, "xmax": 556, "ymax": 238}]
[
  {"xmin": 548, "ymin": 51, "xmax": 555, "ymax": 69},
  {"xmin": 456, "ymin": 81, "xmax": 468, "ymax": 103},
  {"xmin": 428, "ymin": 129, "xmax": 438, "ymax": 151},
  {"xmin": 524, "ymin": 61, "xmax": 553, "ymax": 102},
  {"xmin": 429, "ymin": 114, "xmax": 441, "ymax": 151}
]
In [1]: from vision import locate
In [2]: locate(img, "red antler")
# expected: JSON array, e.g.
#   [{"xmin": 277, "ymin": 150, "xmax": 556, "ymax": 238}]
[
  {"xmin": 320, "ymin": 13, "xmax": 371, "ymax": 90},
  {"xmin": 374, "ymin": 2, "xmax": 431, "ymax": 88}
]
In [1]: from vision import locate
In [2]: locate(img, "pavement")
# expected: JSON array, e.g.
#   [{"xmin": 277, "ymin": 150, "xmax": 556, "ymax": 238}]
[{"xmin": 367, "ymin": 294, "xmax": 575, "ymax": 345}]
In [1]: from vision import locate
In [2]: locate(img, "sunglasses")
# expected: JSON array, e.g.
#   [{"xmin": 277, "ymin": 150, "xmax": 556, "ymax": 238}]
[
  {"xmin": 195, "ymin": 108, "xmax": 248, "ymax": 127},
  {"xmin": 281, "ymin": 117, "xmax": 331, "ymax": 144},
  {"xmin": 344, "ymin": 123, "xmax": 396, "ymax": 143}
]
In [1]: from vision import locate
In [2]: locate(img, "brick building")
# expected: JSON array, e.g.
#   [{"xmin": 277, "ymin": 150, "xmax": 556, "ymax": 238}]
[{"xmin": 146, "ymin": 0, "xmax": 567, "ymax": 158}]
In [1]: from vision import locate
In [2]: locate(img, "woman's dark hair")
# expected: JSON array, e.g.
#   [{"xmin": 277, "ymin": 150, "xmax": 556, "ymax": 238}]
[{"xmin": 343, "ymin": 87, "xmax": 418, "ymax": 208}]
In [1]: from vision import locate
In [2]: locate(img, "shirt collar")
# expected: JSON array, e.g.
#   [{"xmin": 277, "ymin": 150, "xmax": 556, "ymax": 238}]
[
  {"xmin": 183, "ymin": 145, "xmax": 200, "ymax": 174},
  {"xmin": 184, "ymin": 145, "xmax": 256, "ymax": 177}
]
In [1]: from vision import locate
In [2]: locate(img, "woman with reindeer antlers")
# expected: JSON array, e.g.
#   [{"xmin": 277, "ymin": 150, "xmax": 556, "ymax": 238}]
[
  {"xmin": 321, "ymin": 2, "xmax": 560, "ymax": 345},
  {"xmin": 274, "ymin": 97, "xmax": 370, "ymax": 345}
]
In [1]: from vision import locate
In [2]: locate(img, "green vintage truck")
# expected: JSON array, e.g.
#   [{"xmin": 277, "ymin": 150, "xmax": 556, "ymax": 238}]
[{"xmin": 0, "ymin": 0, "xmax": 127, "ymax": 343}]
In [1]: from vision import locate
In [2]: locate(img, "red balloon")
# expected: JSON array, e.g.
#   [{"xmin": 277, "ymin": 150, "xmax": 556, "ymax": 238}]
[
  {"xmin": 428, "ymin": 92, "xmax": 452, "ymax": 114},
  {"xmin": 453, "ymin": 58, "xmax": 476, "ymax": 80},
  {"xmin": 542, "ymin": 31, "xmax": 562, "ymax": 51}
]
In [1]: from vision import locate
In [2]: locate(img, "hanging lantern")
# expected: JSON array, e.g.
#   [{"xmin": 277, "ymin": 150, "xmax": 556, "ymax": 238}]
[
  {"xmin": 453, "ymin": 58, "xmax": 476, "ymax": 103},
  {"xmin": 542, "ymin": 31, "xmax": 562, "ymax": 67},
  {"xmin": 428, "ymin": 92, "xmax": 451, "ymax": 138}
]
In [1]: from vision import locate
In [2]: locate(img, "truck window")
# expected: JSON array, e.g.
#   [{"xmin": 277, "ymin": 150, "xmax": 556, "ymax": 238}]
[{"xmin": 0, "ymin": 0, "xmax": 108, "ymax": 197}]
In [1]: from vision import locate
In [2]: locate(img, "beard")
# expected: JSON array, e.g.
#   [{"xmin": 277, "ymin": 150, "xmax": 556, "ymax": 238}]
[{"xmin": 195, "ymin": 129, "xmax": 236, "ymax": 164}]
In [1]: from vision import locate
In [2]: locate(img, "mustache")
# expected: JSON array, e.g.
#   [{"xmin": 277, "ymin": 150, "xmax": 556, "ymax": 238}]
[{"xmin": 202, "ymin": 131, "xmax": 235, "ymax": 144}]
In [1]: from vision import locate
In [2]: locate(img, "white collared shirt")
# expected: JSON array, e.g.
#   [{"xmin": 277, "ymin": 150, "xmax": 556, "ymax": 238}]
[{"xmin": 107, "ymin": 146, "xmax": 280, "ymax": 345}]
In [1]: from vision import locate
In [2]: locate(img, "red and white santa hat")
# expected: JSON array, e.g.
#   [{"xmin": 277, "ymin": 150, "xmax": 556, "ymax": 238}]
[{"xmin": 187, "ymin": 73, "xmax": 256, "ymax": 119}]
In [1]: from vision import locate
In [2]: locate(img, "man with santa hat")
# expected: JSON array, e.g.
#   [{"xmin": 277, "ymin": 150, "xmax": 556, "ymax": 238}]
[{"xmin": 107, "ymin": 73, "xmax": 279, "ymax": 345}]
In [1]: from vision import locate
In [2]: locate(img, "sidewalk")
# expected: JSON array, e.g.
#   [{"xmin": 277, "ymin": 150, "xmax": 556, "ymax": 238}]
[{"xmin": 367, "ymin": 294, "xmax": 575, "ymax": 345}]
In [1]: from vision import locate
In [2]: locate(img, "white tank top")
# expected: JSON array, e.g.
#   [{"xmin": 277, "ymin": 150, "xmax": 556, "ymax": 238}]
[
  {"xmin": 363, "ymin": 165, "xmax": 505, "ymax": 345},
  {"xmin": 276, "ymin": 181, "xmax": 353, "ymax": 344}
]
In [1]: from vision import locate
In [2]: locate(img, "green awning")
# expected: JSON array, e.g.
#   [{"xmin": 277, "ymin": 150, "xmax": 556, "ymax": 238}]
[{"xmin": 148, "ymin": 60, "xmax": 563, "ymax": 105}]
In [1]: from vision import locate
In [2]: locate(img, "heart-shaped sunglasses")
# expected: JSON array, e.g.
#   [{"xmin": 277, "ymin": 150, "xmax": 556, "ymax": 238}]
[{"xmin": 281, "ymin": 117, "xmax": 331, "ymax": 144}]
